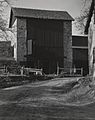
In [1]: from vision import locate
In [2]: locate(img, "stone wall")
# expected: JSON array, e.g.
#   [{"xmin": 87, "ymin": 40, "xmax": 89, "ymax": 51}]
[
  {"xmin": 63, "ymin": 21, "xmax": 72, "ymax": 69},
  {"xmin": 17, "ymin": 18, "xmax": 27, "ymax": 62},
  {"xmin": 0, "ymin": 41, "xmax": 13, "ymax": 58}
]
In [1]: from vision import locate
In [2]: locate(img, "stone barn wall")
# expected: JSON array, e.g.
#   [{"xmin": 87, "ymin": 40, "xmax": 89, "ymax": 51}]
[
  {"xmin": 63, "ymin": 21, "xmax": 72, "ymax": 69},
  {"xmin": 17, "ymin": 18, "xmax": 27, "ymax": 62}
]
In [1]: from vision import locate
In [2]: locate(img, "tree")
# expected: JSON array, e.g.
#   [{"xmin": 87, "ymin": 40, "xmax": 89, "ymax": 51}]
[
  {"xmin": 0, "ymin": 0, "xmax": 8, "ymax": 40},
  {"xmin": 75, "ymin": 0, "xmax": 92, "ymax": 34},
  {"xmin": 0, "ymin": 0, "xmax": 16, "ymax": 42}
]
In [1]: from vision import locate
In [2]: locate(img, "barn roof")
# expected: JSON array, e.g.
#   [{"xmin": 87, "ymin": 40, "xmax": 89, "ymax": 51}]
[
  {"xmin": 9, "ymin": 7, "xmax": 74, "ymax": 28},
  {"xmin": 84, "ymin": 0, "xmax": 94, "ymax": 34}
]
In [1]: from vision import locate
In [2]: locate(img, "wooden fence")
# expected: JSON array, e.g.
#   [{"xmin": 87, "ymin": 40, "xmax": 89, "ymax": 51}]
[{"xmin": 57, "ymin": 67, "xmax": 83, "ymax": 77}]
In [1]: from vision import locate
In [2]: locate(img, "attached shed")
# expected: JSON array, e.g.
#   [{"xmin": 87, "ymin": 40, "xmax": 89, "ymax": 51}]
[
  {"xmin": 9, "ymin": 7, "xmax": 74, "ymax": 74},
  {"xmin": 72, "ymin": 36, "xmax": 88, "ymax": 76}
]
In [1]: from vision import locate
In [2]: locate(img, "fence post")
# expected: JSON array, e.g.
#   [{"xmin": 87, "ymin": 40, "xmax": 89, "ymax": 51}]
[
  {"xmin": 21, "ymin": 66, "xmax": 24, "ymax": 76},
  {"xmin": 81, "ymin": 68, "xmax": 83, "ymax": 76},
  {"xmin": 74, "ymin": 66, "xmax": 76, "ymax": 74},
  {"xmin": 57, "ymin": 62, "xmax": 59, "ymax": 76}
]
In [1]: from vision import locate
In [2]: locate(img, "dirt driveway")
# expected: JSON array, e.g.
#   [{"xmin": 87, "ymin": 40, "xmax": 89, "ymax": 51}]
[{"xmin": 0, "ymin": 77, "xmax": 95, "ymax": 120}]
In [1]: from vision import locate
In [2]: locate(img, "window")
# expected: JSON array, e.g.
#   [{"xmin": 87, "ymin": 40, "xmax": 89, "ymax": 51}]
[{"xmin": 27, "ymin": 39, "xmax": 32, "ymax": 55}]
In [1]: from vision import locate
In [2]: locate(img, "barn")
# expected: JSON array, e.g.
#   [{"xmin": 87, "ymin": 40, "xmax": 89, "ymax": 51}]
[{"xmin": 9, "ymin": 7, "xmax": 74, "ymax": 74}]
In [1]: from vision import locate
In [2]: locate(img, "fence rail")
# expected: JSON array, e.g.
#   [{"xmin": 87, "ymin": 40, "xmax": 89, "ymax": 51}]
[
  {"xmin": 57, "ymin": 67, "xmax": 83, "ymax": 76},
  {"xmin": 0, "ymin": 66, "xmax": 43, "ymax": 76},
  {"xmin": 0, "ymin": 65, "xmax": 83, "ymax": 77}
]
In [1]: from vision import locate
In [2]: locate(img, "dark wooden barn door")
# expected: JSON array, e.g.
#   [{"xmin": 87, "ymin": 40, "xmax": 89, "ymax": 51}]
[{"xmin": 27, "ymin": 18, "xmax": 64, "ymax": 74}]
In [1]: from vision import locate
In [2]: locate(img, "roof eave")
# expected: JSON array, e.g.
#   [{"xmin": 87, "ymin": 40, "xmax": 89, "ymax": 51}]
[
  {"xmin": 10, "ymin": 7, "xmax": 75, "ymax": 21},
  {"xmin": 9, "ymin": 8, "xmax": 16, "ymax": 28},
  {"xmin": 9, "ymin": 7, "xmax": 74, "ymax": 28}
]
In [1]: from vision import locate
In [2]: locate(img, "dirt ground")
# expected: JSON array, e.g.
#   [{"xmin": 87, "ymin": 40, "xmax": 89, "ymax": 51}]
[{"xmin": 0, "ymin": 77, "xmax": 95, "ymax": 120}]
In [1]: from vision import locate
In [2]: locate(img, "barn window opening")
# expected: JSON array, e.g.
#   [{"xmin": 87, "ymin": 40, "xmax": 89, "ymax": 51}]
[{"xmin": 27, "ymin": 39, "xmax": 32, "ymax": 55}]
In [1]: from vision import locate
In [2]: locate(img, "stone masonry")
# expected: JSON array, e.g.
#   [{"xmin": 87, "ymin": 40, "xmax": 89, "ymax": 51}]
[
  {"xmin": 63, "ymin": 21, "xmax": 72, "ymax": 69},
  {"xmin": 17, "ymin": 18, "xmax": 27, "ymax": 62},
  {"xmin": 0, "ymin": 41, "xmax": 13, "ymax": 58}
]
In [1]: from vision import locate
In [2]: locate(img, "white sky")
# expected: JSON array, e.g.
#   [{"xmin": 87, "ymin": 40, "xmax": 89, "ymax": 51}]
[{"xmin": 6, "ymin": 0, "xmax": 88, "ymax": 35}]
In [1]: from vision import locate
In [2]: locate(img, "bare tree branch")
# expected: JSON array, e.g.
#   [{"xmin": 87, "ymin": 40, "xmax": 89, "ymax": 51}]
[
  {"xmin": 0, "ymin": 0, "xmax": 16, "ymax": 42},
  {"xmin": 75, "ymin": 0, "xmax": 92, "ymax": 34}
]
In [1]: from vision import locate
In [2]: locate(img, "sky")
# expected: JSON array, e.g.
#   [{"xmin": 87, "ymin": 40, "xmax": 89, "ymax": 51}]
[
  {"xmin": 7, "ymin": 0, "xmax": 82, "ymax": 17},
  {"xmin": 6, "ymin": 0, "xmax": 88, "ymax": 35}
]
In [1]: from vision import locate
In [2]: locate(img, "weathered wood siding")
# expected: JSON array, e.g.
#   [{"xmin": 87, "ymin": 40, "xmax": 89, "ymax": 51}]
[
  {"xmin": 27, "ymin": 18, "xmax": 64, "ymax": 73},
  {"xmin": 72, "ymin": 36, "xmax": 88, "ymax": 75},
  {"xmin": 27, "ymin": 19, "xmax": 63, "ymax": 47}
]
